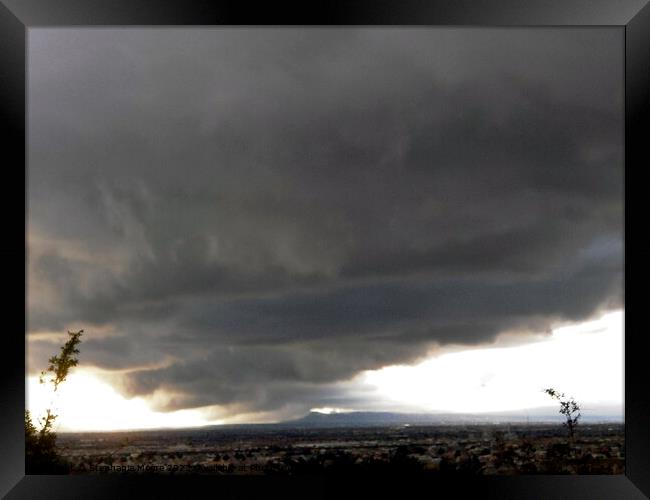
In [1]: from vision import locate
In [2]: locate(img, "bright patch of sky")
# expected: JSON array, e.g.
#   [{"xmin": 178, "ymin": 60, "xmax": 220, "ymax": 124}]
[{"xmin": 28, "ymin": 309, "xmax": 623, "ymax": 431}]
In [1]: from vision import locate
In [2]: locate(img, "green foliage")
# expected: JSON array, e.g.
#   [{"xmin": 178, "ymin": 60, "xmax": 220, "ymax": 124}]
[
  {"xmin": 544, "ymin": 387, "xmax": 581, "ymax": 439},
  {"xmin": 26, "ymin": 329, "xmax": 83, "ymax": 474},
  {"xmin": 25, "ymin": 407, "xmax": 68, "ymax": 474},
  {"xmin": 39, "ymin": 329, "xmax": 83, "ymax": 391}
]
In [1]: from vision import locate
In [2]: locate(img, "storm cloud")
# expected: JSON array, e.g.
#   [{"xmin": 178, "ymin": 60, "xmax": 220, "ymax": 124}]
[{"xmin": 27, "ymin": 28, "xmax": 623, "ymax": 417}]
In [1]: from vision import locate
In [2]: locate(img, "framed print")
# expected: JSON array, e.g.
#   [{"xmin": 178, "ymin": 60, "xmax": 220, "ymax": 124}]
[{"xmin": 1, "ymin": 1, "xmax": 648, "ymax": 498}]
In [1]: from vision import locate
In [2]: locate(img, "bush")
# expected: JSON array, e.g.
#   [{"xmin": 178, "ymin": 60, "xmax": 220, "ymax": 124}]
[{"xmin": 25, "ymin": 330, "xmax": 83, "ymax": 474}]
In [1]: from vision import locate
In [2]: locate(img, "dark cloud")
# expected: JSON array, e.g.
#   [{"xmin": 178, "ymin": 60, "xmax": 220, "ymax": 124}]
[{"xmin": 27, "ymin": 28, "xmax": 622, "ymax": 418}]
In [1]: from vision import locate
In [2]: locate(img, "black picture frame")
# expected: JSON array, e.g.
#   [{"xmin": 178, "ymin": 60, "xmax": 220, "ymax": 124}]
[{"xmin": 1, "ymin": 1, "xmax": 648, "ymax": 498}]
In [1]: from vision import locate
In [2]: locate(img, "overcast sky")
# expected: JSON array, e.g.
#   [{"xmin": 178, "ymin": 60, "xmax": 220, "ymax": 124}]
[{"xmin": 27, "ymin": 28, "xmax": 623, "ymax": 425}]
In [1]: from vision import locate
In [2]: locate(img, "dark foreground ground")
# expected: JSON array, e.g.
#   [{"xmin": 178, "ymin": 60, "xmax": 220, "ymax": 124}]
[{"xmin": 54, "ymin": 423, "xmax": 624, "ymax": 475}]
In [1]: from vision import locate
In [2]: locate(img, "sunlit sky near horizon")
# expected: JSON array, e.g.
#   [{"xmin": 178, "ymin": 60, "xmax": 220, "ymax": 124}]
[{"xmin": 27, "ymin": 309, "xmax": 623, "ymax": 432}]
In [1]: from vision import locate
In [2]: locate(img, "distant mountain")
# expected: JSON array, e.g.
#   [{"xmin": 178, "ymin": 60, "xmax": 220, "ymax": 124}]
[
  {"xmin": 58, "ymin": 406, "xmax": 623, "ymax": 435},
  {"xmin": 289, "ymin": 411, "xmax": 438, "ymax": 427},
  {"xmin": 283, "ymin": 408, "xmax": 623, "ymax": 428}
]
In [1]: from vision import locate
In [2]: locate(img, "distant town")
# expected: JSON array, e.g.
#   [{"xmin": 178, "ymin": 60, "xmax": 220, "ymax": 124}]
[{"xmin": 56, "ymin": 414, "xmax": 624, "ymax": 475}]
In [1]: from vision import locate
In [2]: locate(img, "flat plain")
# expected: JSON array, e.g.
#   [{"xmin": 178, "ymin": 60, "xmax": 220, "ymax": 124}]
[{"xmin": 56, "ymin": 423, "xmax": 624, "ymax": 475}]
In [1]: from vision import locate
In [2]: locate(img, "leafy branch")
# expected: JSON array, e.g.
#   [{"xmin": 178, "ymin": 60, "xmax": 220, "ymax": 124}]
[
  {"xmin": 27, "ymin": 329, "xmax": 83, "ymax": 473},
  {"xmin": 544, "ymin": 387, "xmax": 581, "ymax": 439},
  {"xmin": 39, "ymin": 330, "xmax": 83, "ymax": 392}
]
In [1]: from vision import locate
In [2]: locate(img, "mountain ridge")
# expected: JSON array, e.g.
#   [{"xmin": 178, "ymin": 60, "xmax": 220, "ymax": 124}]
[{"xmin": 283, "ymin": 407, "xmax": 623, "ymax": 427}]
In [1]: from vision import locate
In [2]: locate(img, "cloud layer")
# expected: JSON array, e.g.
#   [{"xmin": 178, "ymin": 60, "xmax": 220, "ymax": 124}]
[{"xmin": 27, "ymin": 28, "xmax": 623, "ymax": 417}]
